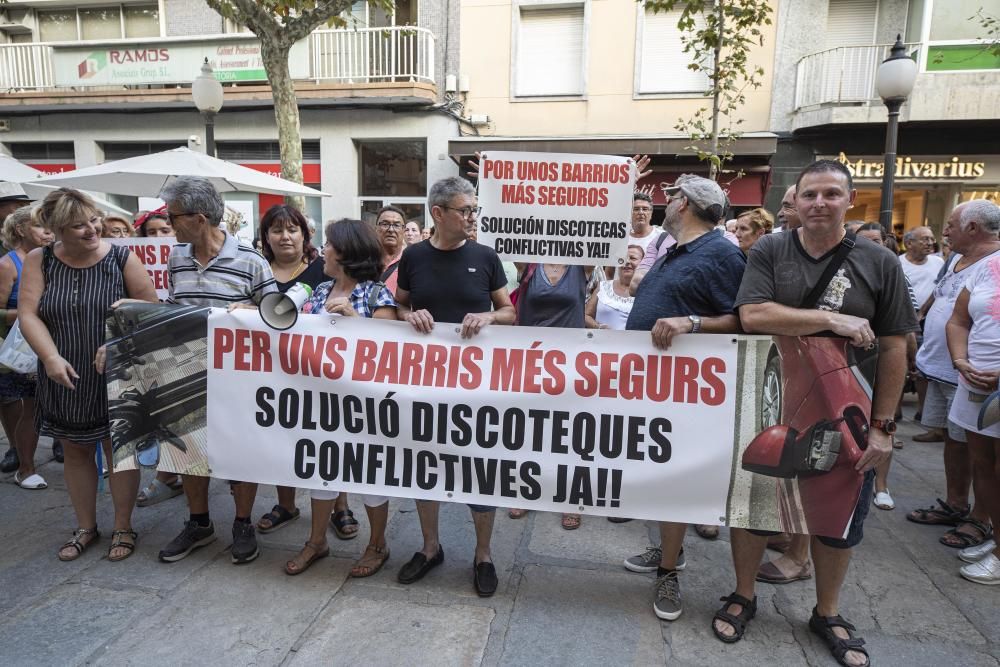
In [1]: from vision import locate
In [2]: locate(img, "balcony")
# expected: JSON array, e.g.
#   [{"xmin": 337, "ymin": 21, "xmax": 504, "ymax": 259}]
[
  {"xmin": 0, "ymin": 27, "xmax": 436, "ymax": 111},
  {"xmin": 792, "ymin": 42, "xmax": 1000, "ymax": 129}
]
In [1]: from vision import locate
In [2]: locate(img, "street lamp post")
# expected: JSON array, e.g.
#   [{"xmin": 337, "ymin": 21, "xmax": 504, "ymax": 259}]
[
  {"xmin": 875, "ymin": 35, "xmax": 918, "ymax": 236},
  {"xmin": 192, "ymin": 58, "xmax": 224, "ymax": 158}
]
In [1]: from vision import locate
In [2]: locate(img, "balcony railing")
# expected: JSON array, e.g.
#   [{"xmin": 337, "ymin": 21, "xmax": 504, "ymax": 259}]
[
  {"xmin": 794, "ymin": 43, "xmax": 920, "ymax": 110},
  {"xmin": 310, "ymin": 26, "xmax": 435, "ymax": 84},
  {"xmin": 0, "ymin": 26, "xmax": 435, "ymax": 92}
]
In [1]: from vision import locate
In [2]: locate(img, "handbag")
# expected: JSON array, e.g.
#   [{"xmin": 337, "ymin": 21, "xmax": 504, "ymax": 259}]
[{"xmin": 0, "ymin": 320, "xmax": 38, "ymax": 374}]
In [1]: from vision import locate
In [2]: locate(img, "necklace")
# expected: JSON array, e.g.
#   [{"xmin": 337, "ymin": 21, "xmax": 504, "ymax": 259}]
[{"xmin": 273, "ymin": 258, "xmax": 307, "ymax": 282}]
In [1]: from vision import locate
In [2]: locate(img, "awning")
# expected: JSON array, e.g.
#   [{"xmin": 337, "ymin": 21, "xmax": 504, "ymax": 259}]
[
  {"xmin": 637, "ymin": 169, "xmax": 772, "ymax": 207},
  {"xmin": 449, "ymin": 133, "xmax": 778, "ymax": 160}
]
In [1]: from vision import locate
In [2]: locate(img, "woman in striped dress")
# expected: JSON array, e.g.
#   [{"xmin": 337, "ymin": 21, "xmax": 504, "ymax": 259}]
[{"xmin": 19, "ymin": 189, "xmax": 157, "ymax": 562}]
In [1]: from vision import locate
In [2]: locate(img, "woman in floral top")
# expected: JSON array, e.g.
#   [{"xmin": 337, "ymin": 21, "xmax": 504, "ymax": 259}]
[{"xmin": 286, "ymin": 219, "xmax": 397, "ymax": 578}]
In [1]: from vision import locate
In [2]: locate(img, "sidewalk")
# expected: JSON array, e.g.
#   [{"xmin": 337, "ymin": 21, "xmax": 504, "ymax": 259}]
[{"xmin": 0, "ymin": 402, "xmax": 997, "ymax": 666}]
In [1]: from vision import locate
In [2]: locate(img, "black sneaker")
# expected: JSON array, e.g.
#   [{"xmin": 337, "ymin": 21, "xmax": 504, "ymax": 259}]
[
  {"xmin": 158, "ymin": 520, "xmax": 216, "ymax": 563},
  {"xmin": 0, "ymin": 447, "xmax": 19, "ymax": 473},
  {"xmin": 231, "ymin": 520, "xmax": 260, "ymax": 564},
  {"xmin": 52, "ymin": 441, "xmax": 64, "ymax": 464}
]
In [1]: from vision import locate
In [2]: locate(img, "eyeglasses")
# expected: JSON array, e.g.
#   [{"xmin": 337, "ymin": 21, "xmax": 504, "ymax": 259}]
[
  {"xmin": 167, "ymin": 211, "xmax": 199, "ymax": 223},
  {"xmin": 442, "ymin": 205, "xmax": 481, "ymax": 220},
  {"xmin": 632, "ymin": 207, "xmax": 652, "ymax": 214},
  {"xmin": 377, "ymin": 221, "xmax": 404, "ymax": 230}
]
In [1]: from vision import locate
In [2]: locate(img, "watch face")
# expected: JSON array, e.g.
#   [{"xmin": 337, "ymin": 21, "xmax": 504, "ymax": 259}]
[{"xmin": 885, "ymin": 420, "xmax": 897, "ymax": 435}]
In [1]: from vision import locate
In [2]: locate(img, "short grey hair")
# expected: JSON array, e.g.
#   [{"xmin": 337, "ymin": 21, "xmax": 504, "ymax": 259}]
[
  {"xmin": 902, "ymin": 229, "xmax": 916, "ymax": 244},
  {"xmin": 428, "ymin": 176, "xmax": 475, "ymax": 210},
  {"xmin": 160, "ymin": 176, "xmax": 224, "ymax": 226},
  {"xmin": 959, "ymin": 199, "xmax": 1000, "ymax": 235}
]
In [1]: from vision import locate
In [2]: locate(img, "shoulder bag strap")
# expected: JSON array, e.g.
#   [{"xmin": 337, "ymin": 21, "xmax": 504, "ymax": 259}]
[
  {"xmin": 800, "ymin": 232, "xmax": 856, "ymax": 310},
  {"xmin": 366, "ymin": 281, "xmax": 386, "ymax": 316},
  {"xmin": 380, "ymin": 261, "xmax": 399, "ymax": 283}
]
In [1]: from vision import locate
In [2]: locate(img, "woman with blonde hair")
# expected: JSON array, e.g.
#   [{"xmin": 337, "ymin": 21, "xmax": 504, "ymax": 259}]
[
  {"xmin": 19, "ymin": 188, "xmax": 157, "ymax": 562},
  {"xmin": 0, "ymin": 207, "xmax": 54, "ymax": 487},
  {"xmin": 100, "ymin": 214, "xmax": 133, "ymax": 239},
  {"xmin": 732, "ymin": 208, "xmax": 774, "ymax": 255}
]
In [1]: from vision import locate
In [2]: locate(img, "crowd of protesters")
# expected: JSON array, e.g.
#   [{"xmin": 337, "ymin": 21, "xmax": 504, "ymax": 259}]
[{"xmin": 0, "ymin": 155, "xmax": 998, "ymax": 667}]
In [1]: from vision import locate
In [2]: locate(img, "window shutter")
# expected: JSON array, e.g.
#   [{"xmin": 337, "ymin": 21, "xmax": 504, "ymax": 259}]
[
  {"xmin": 825, "ymin": 0, "xmax": 877, "ymax": 49},
  {"xmin": 639, "ymin": 7, "xmax": 710, "ymax": 94},
  {"xmin": 516, "ymin": 6, "xmax": 585, "ymax": 97}
]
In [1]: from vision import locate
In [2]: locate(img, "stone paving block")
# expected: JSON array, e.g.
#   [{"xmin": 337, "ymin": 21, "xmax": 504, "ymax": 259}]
[
  {"xmin": 290, "ymin": 595, "xmax": 494, "ymax": 666},
  {"xmin": 526, "ymin": 512, "xmax": 652, "ymax": 565},
  {"xmin": 91, "ymin": 548, "xmax": 350, "ymax": 666},
  {"xmin": 500, "ymin": 564, "xmax": 668, "ymax": 666},
  {"xmin": 0, "ymin": 581, "xmax": 160, "ymax": 666}
]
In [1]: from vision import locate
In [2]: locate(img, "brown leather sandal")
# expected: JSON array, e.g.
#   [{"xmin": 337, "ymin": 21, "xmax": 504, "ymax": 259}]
[
  {"xmin": 284, "ymin": 541, "xmax": 330, "ymax": 575},
  {"xmin": 350, "ymin": 544, "xmax": 390, "ymax": 578},
  {"xmin": 58, "ymin": 527, "xmax": 100, "ymax": 562}
]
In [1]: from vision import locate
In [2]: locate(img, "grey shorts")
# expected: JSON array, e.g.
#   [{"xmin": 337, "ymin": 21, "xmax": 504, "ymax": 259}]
[{"xmin": 921, "ymin": 380, "xmax": 967, "ymax": 443}]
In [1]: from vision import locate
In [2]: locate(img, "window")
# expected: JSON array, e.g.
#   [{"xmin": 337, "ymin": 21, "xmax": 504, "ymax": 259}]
[
  {"xmin": 102, "ymin": 142, "xmax": 185, "ymax": 161},
  {"xmin": 515, "ymin": 5, "xmax": 585, "ymax": 97},
  {"xmin": 358, "ymin": 140, "xmax": 426, "ymax": 197},
  {"xmin": 36, "ymin": 4, "xmax": 160, "ymax": 42},
  {"xmin": 920, "ymin": 0, "xmax": 1000, "ymax": 72},
  {"xmin": 824, "ymin": 0, "xmax": 877, "ymax": 49},
  {"xmin": 637, "ymin": 5, "xmax": 710, "ymax": 95},
  {"xmin": 10, "ymin": 142, "xmax": 75, "ymax": 161},
  {"xmin": 217, "ymin": 142, "xmax": 321, "ymax": 162}
]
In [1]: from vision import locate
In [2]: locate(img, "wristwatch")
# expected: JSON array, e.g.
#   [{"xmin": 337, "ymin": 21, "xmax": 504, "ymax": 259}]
[
  {"xmin": 870, "ymin": 418, "xmax": 897, "ymax": 435},
  {"xmin": 688, "ymin": 315, "xmax": 702, "ymax": 333}
]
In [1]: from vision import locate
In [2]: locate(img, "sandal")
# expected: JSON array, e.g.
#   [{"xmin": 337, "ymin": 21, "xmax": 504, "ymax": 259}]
[
  {"xmin": 940, "ymin": 518, "xmax": 993, "ymax": 549},
  {"xmin": 350, "ymin": 544, "xmax": 390, "ymax": 578},
  {"xmin": 561, "ymin": 513, "xmax": 581, "ymax": 530},
  {"xmin": 508, "ymin": 509, "xmax": 529, "ymax": 519},
  {"xmin": 58, "ymin": 527, "xmax": 100, "ymax": 562},
  {"xmin": 136, "ymin": 477, "xmax": 183, "ymax": 507},
  {"xmin": 712, "ymin": 592, "xmax": 757, "ymax": 643},
  {"xmin": 256, "ymin": 504, "xmax": 301, "ymax": 534},
  {"xmin": 284, "ymin": 541, "xmax": 330, "ymax": 575},
  {"xmin": 330, "ymin": 509, "xmax": 359, "ymax": 540},
  {"xmin": 808, "ymin": 607, "xmax": 870, "ymax": 667},
  {"xmin": 695, "ymin": 524, "xmax": 720, "ymax": 540},
  {"xmin": 108, "ymin": 529, "xmax": 138, "ymax": 562},
  {"xmin": 906, "ymin": 498, "xmax": 970, "ymax": 526}
]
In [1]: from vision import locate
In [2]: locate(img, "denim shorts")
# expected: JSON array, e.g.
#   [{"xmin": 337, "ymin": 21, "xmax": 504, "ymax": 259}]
[{"xmin": 748, "ymin": 470, "xmax": 875, "ymax": 549}]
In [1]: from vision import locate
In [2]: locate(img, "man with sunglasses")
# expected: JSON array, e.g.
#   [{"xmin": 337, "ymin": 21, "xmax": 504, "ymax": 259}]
[
  {"xmin": 157, "ymin": 176, "xmax": 277, "ymax": 565},
  {"xmin": 394, "ymin": 176, "xmax": 515, "ymax": 596},
  {"xmin": 621, "ymin": 174, "xmax": 745, "ymax": 622}
]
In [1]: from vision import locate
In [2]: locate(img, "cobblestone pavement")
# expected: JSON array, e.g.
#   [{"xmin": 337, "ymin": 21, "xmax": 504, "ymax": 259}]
[{"xmin": 1, "ymin": 401, "xmax": 997, "ymax": 666}]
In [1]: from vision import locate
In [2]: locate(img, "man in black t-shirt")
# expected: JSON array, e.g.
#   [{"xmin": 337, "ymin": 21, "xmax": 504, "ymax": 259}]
[
  {"xmin": 394, "ymin": 176, "xmax": 515, "ymax": 597},
  {"xmin": 713, "ymin": 161, "xmax": 916, "ymax": 667}
]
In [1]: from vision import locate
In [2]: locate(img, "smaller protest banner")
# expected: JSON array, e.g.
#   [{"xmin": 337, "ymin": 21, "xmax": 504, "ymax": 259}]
[
  {"xmin": 476, "ymin": 151, "xmax": 634, "ymax": 266},
  {"xmin": 110, "ymin": 237, "xmax": 175, "ymax": 299}
]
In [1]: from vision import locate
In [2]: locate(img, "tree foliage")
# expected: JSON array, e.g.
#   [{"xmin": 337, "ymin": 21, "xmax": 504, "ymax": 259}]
[
  {"xmin": 641, "ymin": 0, "xmax": 772, "ymax": 180},
  {"xmin": 203, "ymin": 0, "xmax": 393, "ymax": 207}
]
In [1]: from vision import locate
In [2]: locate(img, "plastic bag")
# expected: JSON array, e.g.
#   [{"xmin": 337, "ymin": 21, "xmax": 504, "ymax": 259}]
[{"xmin": 0, "ymin": 320, "xmax": 38, "ymax": 374}]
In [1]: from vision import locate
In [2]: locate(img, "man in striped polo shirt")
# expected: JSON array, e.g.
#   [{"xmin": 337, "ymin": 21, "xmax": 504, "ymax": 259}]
[{"xmin": 157, "ymin": 176, "xmax": 277, "ymax": 565}]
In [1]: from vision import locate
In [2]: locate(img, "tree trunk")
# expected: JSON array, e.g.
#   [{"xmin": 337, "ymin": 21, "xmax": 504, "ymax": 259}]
[
  {"xmin": 708, "ymin": 1, "xmax": 724, "ymax": 181},
  {"xmin": 261, "ymin": 39, "xmax": 305, "ymax": 211}
]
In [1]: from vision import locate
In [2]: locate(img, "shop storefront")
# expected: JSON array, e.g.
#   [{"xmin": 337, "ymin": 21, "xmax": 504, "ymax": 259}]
[{"xmin": 824, "ymin": 152, "xmax": 1000, "ymax": 236}]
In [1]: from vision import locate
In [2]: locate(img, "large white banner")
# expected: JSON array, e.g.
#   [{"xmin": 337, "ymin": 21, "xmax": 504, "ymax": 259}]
[
  {"xmin": 207, "ymin": 312, "xmax": 738, "ymax": 524},
  {"xmin": 476, "ymin": 151, "xmax": 634, "ymax": 267}
]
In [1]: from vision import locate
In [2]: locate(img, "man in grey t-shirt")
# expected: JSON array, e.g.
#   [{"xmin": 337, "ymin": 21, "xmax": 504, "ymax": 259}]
[{"xmin": 711, "ymin": 160, "xmax": 917, "ymax": 667}]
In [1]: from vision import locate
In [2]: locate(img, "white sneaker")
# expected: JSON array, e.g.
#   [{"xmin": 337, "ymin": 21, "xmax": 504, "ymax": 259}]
[
  {"xmin": 873, "ymin": 490, "xmax": 894, "ymax": 510},
  {"xmin": 960, "ymin": 552, "xmax": 1000, "ymax": 585},
  {"xmin": 959, "ymin": 539, "xmax": 997, "ymax": 564}
]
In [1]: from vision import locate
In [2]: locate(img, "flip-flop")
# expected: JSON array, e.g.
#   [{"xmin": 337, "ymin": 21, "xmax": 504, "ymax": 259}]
[
  {"xmin": 561, "ymin": 514, "xmax": 581, "ymax": 530},
  {"xmin": 256, "ymin": 504, "xmax": 301, "ymax": 533},
  {"xmin": 136, "ymin": 478, "xmax": 183, "ymax": 507}
]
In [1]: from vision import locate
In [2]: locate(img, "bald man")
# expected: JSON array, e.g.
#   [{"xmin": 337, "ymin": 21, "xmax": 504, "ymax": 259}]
[{"xmin": 774, "ymin": 185, "xmax": 799, "ymax": 233}]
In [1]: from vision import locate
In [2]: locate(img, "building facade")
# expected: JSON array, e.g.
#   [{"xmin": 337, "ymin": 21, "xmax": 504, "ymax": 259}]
[
  {"xmin": 453, "ymin": 0, "xmax": 780, "ymax": 221},
  {"xmin": 0, "ymin": 0, "xmax": 466, "ymax": 232},
  {"xmin": 768, "ymin": 0, "xmax": 1000, "ymax": 236}
]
